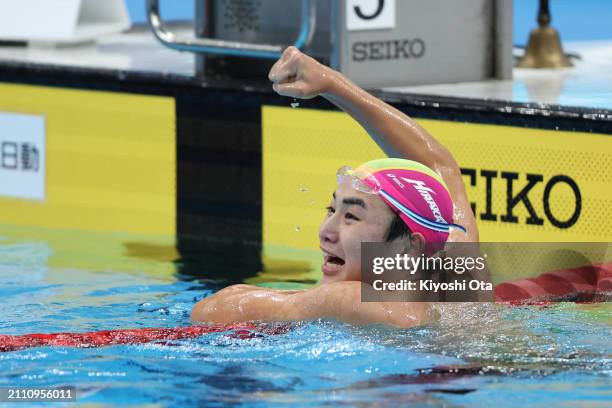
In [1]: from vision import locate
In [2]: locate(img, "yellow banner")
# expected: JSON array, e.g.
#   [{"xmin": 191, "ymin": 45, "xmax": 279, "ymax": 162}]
[
  {"xmin": 0, "ymin": 83, "xmax": 176, "ymax": 235},
  {"xmin": 262, "ymin": 106, "xmax": 612, "ymax": 280}
]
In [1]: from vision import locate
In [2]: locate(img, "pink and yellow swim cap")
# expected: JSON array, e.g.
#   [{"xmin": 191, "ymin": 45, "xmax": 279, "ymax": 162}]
[{"xmin": 338, "ymin": 158, "xmax": 465, "ymax": 251}]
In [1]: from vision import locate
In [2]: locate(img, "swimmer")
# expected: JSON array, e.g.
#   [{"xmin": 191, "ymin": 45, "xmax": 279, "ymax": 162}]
[{"xmin": 191, "ymin": 47, "xmax": 479, "ymax": 328}]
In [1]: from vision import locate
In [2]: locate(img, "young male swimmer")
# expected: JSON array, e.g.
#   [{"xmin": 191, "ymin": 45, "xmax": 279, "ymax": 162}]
[{"xmin": 191, "ymin": 47, "xmax": 479, "ymax": 328}]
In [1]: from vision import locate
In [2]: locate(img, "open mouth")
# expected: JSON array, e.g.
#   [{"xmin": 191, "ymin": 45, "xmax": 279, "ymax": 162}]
[{"xmin": 322, "ymin": 252, "xmax": 345, "ymax": 276}]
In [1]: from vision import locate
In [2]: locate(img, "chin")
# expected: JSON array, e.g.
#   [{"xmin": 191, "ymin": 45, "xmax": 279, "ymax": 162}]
[
  {"xmin": 320, "ymin": 272, "xmax": 342, "ymax": 284},
  {"xmin": 320, "ymin": 274, "xmax": 332, "ymax": 284}
]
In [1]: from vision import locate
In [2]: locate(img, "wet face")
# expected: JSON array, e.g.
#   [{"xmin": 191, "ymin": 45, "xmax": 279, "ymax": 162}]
[{"xmin": 318, "ymin": 179, "xmax": 395, "ymax": 284}]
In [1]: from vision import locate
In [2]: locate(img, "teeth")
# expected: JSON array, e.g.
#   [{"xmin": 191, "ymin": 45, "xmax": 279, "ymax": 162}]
[
  {"xmin": 322, "ymin": 250, "xmax": 344, "ymax": 273},
  {"xmin": 324, "ymin": 260, "xmax": 342, "ymax": 272}
]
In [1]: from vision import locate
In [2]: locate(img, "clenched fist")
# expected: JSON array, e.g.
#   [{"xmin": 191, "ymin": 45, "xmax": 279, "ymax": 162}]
[{"xmin": 268, "ymin": 46, "xmax": 335, "ymax": 99}]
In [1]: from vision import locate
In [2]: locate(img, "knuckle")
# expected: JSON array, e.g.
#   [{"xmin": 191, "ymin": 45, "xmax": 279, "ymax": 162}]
[
  {"xmin": 287, "ymin": 47, "xmax": 301, "ymax": 61},
  {"xmin": 283, "ymin": 46, "xmax": 296, "ymax": 58}
]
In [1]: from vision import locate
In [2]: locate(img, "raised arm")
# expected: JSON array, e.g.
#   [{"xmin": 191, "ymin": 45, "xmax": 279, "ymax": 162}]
[
  {"xmin": 191, "ymin": 283, "xmax": 432, "ymax": 329},
  {"xmin": 269, "ymin": 47, "xmax": 477, "ymax": 242}
]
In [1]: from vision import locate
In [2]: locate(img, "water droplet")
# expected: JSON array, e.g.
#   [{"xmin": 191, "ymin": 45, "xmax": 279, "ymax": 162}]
[
  {"xmin": 291, "ymin": 99, "xmax": 300, "ymax": 108},
  {"xmin": 299, "ymin": 187, "xmax": 309, "ymax": 193},
  {"xmin": 309, "ymin": 199, "xmax": 315, "ymax": 205},
  {"xmin": 295, "ymin": 225, "xmax": 301, "ymax": 232}
]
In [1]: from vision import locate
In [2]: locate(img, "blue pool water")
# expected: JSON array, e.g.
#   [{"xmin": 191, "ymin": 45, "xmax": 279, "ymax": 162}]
[{"xmin": 0, "ymin": 235, "xmax": 611, "ymax": 406}]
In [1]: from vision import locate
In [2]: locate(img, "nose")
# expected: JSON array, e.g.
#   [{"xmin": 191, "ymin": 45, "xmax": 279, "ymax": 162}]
[{"xmin": 319, "ymin": 213, "xmax": 340, "ymax": 244}]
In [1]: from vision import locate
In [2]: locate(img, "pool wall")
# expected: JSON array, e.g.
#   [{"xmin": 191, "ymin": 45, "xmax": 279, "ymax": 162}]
[{"xmin": 0, "ymin": 65, "xmax": 610, "ymax": 281}]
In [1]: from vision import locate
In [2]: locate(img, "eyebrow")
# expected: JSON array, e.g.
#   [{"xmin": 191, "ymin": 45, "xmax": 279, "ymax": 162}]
[{"xmin": 332, "ymin": 193, "xmax": 367, "ymax": 210}]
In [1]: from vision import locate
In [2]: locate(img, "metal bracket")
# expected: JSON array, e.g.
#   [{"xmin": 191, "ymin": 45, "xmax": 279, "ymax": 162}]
[{"xmin": 146, "ymin": 0, "xmax": 316, "ymax": 59}]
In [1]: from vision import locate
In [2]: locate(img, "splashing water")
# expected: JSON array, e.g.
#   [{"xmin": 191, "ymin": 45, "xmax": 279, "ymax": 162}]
[{"xmin": 0, "ymin": 234, "xmax": 610, "ymax": 406}]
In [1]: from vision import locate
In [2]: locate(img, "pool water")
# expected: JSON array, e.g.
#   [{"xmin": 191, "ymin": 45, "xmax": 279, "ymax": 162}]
[{"xmin": 0, "ymin": 232, "xmax": 610, "ymax": 407}]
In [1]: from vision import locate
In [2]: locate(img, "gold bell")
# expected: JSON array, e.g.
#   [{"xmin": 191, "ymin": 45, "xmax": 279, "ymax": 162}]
[{"xmin": 517, "ymin": 0, "xmax": 573, "ymax": 68}]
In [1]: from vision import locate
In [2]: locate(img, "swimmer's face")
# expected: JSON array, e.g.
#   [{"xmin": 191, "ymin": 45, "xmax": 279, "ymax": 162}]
[{"xmin": 319, "ymin": 178, "xmax": 395, "ymax": 284}]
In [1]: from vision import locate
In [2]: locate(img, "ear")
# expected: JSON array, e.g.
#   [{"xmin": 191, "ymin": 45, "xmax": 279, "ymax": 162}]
[
  {"xmin": 408, "ymin": 232, "xmax": 426, "ymax": 255},
  {"xmin": 392, "ymin": 232, "xmax": 425, "ymax": 256}
]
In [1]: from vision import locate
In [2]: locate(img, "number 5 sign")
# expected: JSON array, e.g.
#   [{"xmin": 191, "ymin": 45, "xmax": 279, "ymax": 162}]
[{"xmin": 346, "ymin": 0, "xmax": 396, "ymax": 31}]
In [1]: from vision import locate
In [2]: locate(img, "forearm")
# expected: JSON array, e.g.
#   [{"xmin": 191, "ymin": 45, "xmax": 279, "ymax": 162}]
[
  {"xmin": 192, "ymin": 284, "xmax": 340, "ymax": 324},
  {"xmin": 191, "ymin": 283, "xmax": 429, "ymax": 328},
  {"xmin": 190, "ymin": 285, "xmax": 293, "ymax": 324},
  {"xmin": 268, "ymin": 47, "xmax": 474, "ymax": 236},
  {"xmin": 281, "ymin": 282, "xmax": 429, "ymax": 328},
  {"xmin": 322, "ymin": 70, "xmax": 456, "ymax": 172},
  {"xmin": 321, "ymin": 69, "xmax": 477, "ymax": 240}
]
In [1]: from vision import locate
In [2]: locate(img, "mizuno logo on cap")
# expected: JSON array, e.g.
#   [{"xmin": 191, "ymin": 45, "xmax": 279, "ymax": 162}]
[{"xmin": 401, "ymin": 178, "xmax": 446, "ymax": 223}]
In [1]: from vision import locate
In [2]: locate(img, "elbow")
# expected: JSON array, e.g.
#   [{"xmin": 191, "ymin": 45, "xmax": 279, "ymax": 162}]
[
  {"xmin": 191, "ymin": 296, "xmax": 227, "ymax": 324},
  {"xmin": 190, "ymin": 298, "xmax": 211, "ymax": 323},
  {"xmin": 190, "ymin": 284, "xmax": 256, "ymax": 324}
]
